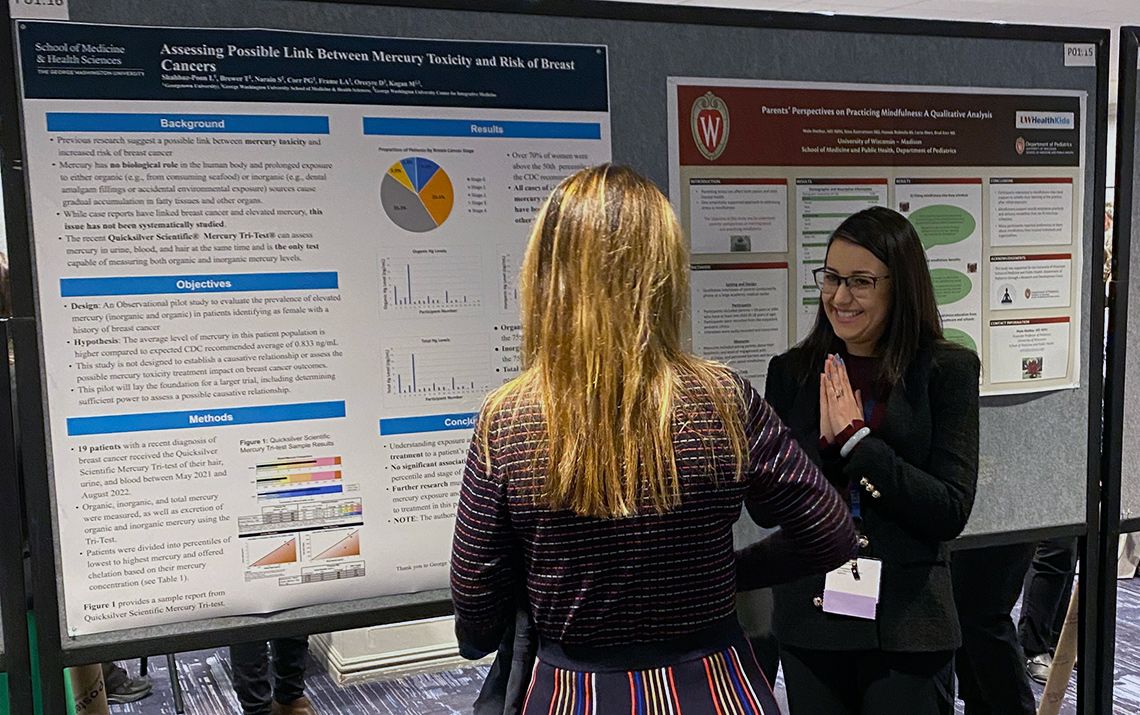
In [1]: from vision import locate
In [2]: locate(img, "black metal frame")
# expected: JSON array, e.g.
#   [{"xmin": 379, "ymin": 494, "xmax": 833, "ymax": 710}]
[
  {"xmin": 9, "ymin": 316, "xmax": 64, "ymax": 711},
  {"xmin": 953, "ymin": 523, "xmax": 1086, "ymax": 551},
  {"xmin": 1076, "ymin": 22, "xmax": 1114, "ymax": 715},
  {"xmin": 1100, "ymin": 25, "xmax": 1140, "ymax": 715},
  {"xmin": 0, "ymin": 1, "xmax": 1111, "ymax": 713},
  {"xmin": 0, "ymin": 321, "xmax": 33, "ymax": 715},
  {"xmin": 55, "ymin": 590, "xmax": 452, "ymax": 665}
]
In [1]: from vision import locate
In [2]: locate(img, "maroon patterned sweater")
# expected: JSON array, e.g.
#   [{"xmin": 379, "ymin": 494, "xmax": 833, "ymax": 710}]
[{"xmin": 450, "ymin": 374, "xmax": 856, "ymax": 654}]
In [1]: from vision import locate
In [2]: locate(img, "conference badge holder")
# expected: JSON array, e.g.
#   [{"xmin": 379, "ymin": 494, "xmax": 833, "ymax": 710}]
[{"xmin": 822, "ymin": 558, "xmax": 881, "ymax": 620}]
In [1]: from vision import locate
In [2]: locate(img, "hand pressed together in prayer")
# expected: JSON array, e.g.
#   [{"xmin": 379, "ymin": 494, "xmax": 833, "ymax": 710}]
[{"xmin": 819, "ymin": 354, "xmax": 864, "ymax": 444}]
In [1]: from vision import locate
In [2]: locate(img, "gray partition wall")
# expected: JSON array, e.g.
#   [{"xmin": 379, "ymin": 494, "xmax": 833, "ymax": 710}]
[
  {"xmin": 30, "ymin": 0, "xmax": 1105, "ymax": 542},
  {"xmin": 0, "ymin": 2, "xmax": 1110, "ymax": 714}
]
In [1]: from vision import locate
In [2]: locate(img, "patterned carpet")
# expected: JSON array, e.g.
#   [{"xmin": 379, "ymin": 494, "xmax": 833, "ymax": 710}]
[{"xmin": 105, "ymin": 577, "xmax": 1140, "ymax": 714}]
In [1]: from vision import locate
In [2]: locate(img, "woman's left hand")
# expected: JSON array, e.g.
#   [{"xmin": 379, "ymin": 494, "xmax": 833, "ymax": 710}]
[{"xmin": 823, "ymin": 354, "xmax": 864, "ymax": 438}]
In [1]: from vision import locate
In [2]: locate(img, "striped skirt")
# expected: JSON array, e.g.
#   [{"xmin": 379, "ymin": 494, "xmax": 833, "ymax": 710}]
[{"xmin": 521, "ymin": 618, "xmax": 780, "ymax": 714}]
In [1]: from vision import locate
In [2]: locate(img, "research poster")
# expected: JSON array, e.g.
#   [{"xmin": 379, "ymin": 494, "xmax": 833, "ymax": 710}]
[
  {"xmin": 669, "ymin": 78, "xmax": 1084, "ymax": 395},
  {"xmin": 18, "ymin": 22, "xmax": 611, "ymax": 635},
  {"xmin": 689, "ymin": 262, "xmax": 788, "ymax": 387}
]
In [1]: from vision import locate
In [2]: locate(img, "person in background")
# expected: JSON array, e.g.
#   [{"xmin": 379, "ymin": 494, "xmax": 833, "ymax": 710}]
[
  {"xmin": 471, "ymin": 611, "xmax": 533, "ymax": 715},
  {"xmin": 758, "ymin": 207, "xmax": 979, "ymax": 714},
  {"xmin": 0, "ymin": 251, "xmax": 10, "ymax": 317},
  {"xmin": 229, "ymin": 636, "xmax": 315, "ymax": 715},
  {"xmin": 452, "ymin": 164, "xmax": 855, "ymax": 714},
  {"xmin": 102, "ymin": 661, "xmax": 153, "ymax": 705},
  {"xmin": 1105, "ymin": 204, "xmax": 1114, "ymax": 284},
  {"xmin": 1018, "ymin": 537, "xmax": 1079, "ymax": 684},
  {"xmin": 1105, "ymin": 206, "xmax": 1140, "ymax": 583},
  {"xmin": 951, "ymin": 544, "xmax": 1037, "ymax": 713}
]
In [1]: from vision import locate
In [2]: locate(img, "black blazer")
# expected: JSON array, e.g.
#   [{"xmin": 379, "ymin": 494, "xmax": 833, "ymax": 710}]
[{"xmin": 747, "ymin": 342, "xmax": 980, "ymax": 652}]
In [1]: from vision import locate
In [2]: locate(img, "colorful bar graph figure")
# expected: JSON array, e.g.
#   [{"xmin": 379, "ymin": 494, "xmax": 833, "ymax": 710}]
[
  {"xmin": 256, "ymin": 456, "xmax": 343, "ymax": 499},
  {"xmin": 238, "ymin": 453, "xmax": 363, "ymax": 537}
]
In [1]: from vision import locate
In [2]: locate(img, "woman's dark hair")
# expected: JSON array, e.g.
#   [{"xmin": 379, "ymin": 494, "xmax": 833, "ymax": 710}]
[{"xmin": 796, "ymin": 206, "xmax": 944, "ymax": 386}]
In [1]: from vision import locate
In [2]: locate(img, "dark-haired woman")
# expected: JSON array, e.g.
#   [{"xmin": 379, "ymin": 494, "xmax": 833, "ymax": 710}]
[{"xmin": 740, "ymin": 206, "xmax": 979, "ymax": 714}]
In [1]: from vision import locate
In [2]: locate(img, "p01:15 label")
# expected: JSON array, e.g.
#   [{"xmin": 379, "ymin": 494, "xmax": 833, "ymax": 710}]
[
  {"xmin": 1063, "ymin": 43, "xmax": 1095, "ymax": 67},
  {"xmin": 10, "ymin": 0, "xmax": 68, "ymax": 20}
]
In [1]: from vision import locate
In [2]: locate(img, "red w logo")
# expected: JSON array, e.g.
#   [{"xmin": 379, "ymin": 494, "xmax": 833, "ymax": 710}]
[{"xmin": 697, "ymin": 111, "xmax": 723, "ymax": 153}]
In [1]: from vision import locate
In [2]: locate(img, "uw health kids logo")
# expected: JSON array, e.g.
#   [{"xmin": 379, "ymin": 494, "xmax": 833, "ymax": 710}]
[{"xmin": 691, "ymin": 91, "xmax": 730, "ymax": 161}]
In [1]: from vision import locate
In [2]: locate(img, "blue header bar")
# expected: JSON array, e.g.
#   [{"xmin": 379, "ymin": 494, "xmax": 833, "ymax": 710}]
[
  {"xmin": 380, "ymin": 412, "xmax": 477, "ymax": 436},
  {"xmin": 19, "ymin": 23, "xmax": 608, "ymax": 112},
  {"xmin": 60, "ymin": 272, "xmax": 338, "ymax": 297},
  {"xmin": 46, "ymin": 113, "xmax": 329, "ymax": 134},
  {"xmin": 67, "ymin": 401, "xmax": 346, "ymax": 436},
  {"xmin": 363, "ymin": 118, "xmax": 601, "ymax": 140}
]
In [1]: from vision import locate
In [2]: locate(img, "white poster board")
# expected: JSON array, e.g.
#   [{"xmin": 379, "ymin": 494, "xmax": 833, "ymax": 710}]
[
  {"xmin": 17, "ymin": 21, "xmax": 611, "ymax": 635},
  {"xmin": 669, "ymin": 78, "xmax": 1085, "ymax": 396}
]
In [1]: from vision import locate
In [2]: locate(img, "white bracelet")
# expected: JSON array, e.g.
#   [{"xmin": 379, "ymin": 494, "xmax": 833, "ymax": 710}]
[{"xmin": 839, "ymin": 426, "xmax": 872, "ymax": 458}]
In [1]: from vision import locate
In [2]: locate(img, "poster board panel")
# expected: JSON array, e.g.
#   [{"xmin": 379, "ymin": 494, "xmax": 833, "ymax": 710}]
[{"xmin": 8, "ymin": 0, "xmax": 1106, "ymax": 652}]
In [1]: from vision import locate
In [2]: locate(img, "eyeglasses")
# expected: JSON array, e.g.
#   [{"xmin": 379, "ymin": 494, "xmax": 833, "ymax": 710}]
[{"xmin": 812, "ymin": 267, "xmax": 890, "ymax": 296}]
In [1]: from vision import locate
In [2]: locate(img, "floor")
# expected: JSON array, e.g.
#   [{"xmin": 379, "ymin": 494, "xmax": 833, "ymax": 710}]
[{"xmin": 105, "ymin": 576, "xmax": 1140, "ymax": 714}]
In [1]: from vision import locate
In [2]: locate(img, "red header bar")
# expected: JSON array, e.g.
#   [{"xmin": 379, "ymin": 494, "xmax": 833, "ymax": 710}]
[
  {"xmin": 796, "ymin": 178, "xmax": 888, "ymax": 185},
  {"xmin": 989, "ymin": 177, "xmax": 1074, "ymax": 184},
  {"xmin": 691, "ymin": 262, "xmax": 789, "ymax": 270},
  {"xmin": 990, "ymin": 254, "xmax": 1072, "ymax": 262},
  {"xmin": 677, "ymin": 84, "xmax": 1081, "ymax": 169},
  {"xmin": 689, "ymin": 178, "xmax": 787, "ymax": 186},
  {"xmin": 895, "ymin": 177, "xmax": 983, "ymax": 185},
  {"xmin": 990, "ymin": 316, "xmax": 1071, "ymax": 327}
]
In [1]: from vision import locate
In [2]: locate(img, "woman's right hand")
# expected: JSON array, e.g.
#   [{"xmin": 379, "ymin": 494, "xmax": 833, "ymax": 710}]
[{"xmin": 819, "ymin": 372, "xmax": 836, "ymax": 445}]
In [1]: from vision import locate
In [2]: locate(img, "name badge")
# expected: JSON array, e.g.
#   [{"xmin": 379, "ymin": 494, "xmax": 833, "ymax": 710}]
[{"xmin": 822, "ymin": 558, "xmax": 881, "ymax": 620}]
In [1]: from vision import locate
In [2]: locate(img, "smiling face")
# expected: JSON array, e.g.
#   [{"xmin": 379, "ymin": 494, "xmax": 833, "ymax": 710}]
[{"xmin": 822, "ymin": 238, "xmax": 892, "ymax": 356}]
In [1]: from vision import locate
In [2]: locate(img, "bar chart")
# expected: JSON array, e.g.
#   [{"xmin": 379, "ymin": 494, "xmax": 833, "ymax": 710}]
[
  {"xmin": 380, "ymin": 253, "xmax": 483, "ymax": 311},
  {"xmin": 255, "ymin": 455, "xmax": 344, "ymax": 500},
  {"xmin": 500, "ymin": 252, "xmax": 519, "ymax": 313},
  {"xmin": 383, "ymin": 336, "xmax": 492, "ymax": 402}
]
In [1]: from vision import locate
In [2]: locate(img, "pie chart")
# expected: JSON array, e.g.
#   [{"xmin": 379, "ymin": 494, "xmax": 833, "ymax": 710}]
[{"xmin": 381, "ymin": 157, "xmax": 455, "ymax": 232}]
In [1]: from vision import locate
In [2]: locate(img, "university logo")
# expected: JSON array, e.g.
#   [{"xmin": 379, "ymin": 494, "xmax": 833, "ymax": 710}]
[{"xmin": 691, "ymin": 91, "xmax": 729, "ymax": 161}]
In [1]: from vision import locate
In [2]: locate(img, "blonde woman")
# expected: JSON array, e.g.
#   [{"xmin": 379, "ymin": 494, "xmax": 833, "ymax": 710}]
[{"xmin": 450, "ymin": 164, "xmax": 856, "ymax": 714}]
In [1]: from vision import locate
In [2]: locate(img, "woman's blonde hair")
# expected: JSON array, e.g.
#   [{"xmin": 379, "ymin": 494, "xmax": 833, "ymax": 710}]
[{"xmin": 480, "ymin": 164, "xmax": 746, "ymax": 518}]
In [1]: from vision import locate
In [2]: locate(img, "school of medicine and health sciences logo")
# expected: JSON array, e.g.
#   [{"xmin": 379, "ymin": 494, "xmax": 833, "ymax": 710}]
[{"xmin": 691, "ymin": 91, "xmax": 730, "ymax": 161}]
